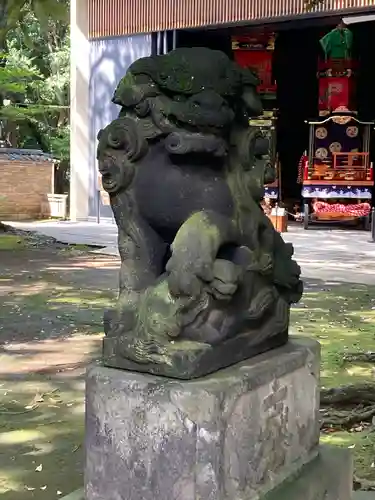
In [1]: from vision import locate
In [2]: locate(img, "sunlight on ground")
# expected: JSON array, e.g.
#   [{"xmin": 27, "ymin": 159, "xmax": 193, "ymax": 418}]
[
  {"xmin": 321, "ymin": 430, "xmax": 375, "ymax": 480},
  {"xmin": 0, "ymin": 430, "xmax": 46, "ymax": 446},
  {"xmin": 292, "ymin": 282, "xmax": 375, "ymax": 481},
  {"xmin": 49, "ymin": 294, "xmax": 113, "ymax": 307},
  {"xmin": 0, "ymin": 380, "xmax": 85, "ymax": 499},
  {"xmin": 1, "ymin": 245, "xmax": 375, "ymax": 495},
  {"xmin": 291, "ymin": 283, "xmax": 375, "ymax": 387},
  {"xmin": 0, "ymin": 248, "xmax": 119, "ymax": 498}
]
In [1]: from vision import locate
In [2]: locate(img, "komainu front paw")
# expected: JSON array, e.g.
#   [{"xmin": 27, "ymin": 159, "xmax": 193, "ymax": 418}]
[{"xmin": 166, "ymin": 254, "xmax": 213, "ymax": 298}]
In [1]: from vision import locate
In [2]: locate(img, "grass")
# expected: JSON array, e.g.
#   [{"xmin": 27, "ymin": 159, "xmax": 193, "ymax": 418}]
[
  {"xmin": 0, "ymin": 378, "xmax": 86, "ymax": 499},
  {"xmin": 59, "ymin": 244, "xmax": 102, "ymax": 254},
  {"xmin": 291, "ymin": 281, "xmax": 375, "ymax": 481},
  {"xmin": 320, "ymin": 430, "xmax": 375, "ymax": 481},
  {"xmin": 291, "ymin": 282, "xmax": 375, "ymax": 388},
  {"xmin": 1, "ymin": 245, "xmax": 375, "ymax": 491},
  {"xmin": 0, "ymin": 235, "xmax": 26, "ymax": 250},
  {"xmin": 0, "ymin": 248, "xmax": 118, "ymax": 499},
  {"xmin": 0, "ymin": 232, "xmax": 97, "ymax": 256}
]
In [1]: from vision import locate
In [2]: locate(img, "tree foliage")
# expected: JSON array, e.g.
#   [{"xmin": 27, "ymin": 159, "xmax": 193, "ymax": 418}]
[
  {"xmin": 0, "ymin": 0, "xmax": 68, "ymax": 47},
  {"xmin": 0, "ymin": 0, "xmax": 70, "ymax": 182}
]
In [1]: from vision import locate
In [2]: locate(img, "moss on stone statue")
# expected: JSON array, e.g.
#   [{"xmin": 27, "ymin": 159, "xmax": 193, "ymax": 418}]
[{"xmin": 97, "ymin": 47, "xmax": 302, "ymax": 378}]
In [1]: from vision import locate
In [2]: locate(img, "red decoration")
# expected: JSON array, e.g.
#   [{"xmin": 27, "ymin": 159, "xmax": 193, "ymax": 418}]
[
  {"xmin": 317, "ymin": 59, "xmax": 357, "ymax": 113},
  {"xmin": 232, "ymin": 34, "xmax": 276, "ymax": 95},
  {"xmin": 297, "ymin": 154, "xmax": 308, "ymax": 183},
  {"xmin": 368, "ymin": 164, "xmax": 373, "ymax": 182},
  {"xmin": 313, "ymin": 201, "xmax": 371, "ymax": 217},
  {"xmin": 318, "ymin": 76, "xmax": 356, "ymax": 113}
]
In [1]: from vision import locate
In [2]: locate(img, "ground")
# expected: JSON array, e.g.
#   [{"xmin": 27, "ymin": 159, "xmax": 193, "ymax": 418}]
[
  {"xmin": 292, "ymin": 280, "xmax": 375, "ymax": 484},
  {"xmin": 0, "ymin": 239, "xmax": 119, "ymax": 499},
  {"xmin": 1, "ymin": 226, "xmax": 375, "ymax": 497}
]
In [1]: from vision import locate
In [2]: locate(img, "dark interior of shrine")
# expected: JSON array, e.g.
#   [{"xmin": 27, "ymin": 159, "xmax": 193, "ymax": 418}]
[{"xmin": 176, "ymin": 16, "xmax": 375, "ymax": 204}]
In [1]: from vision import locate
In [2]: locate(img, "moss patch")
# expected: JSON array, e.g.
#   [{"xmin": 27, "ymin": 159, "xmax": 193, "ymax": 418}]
[
  {"xmin": 0, "ymin": 235, "xmax": 26, "ymax": 250},
  {"xmin": 0, "ymin": 248, "xmax": 119, "ymax": 498},
  {"xmin": 291, "ymin": 281, "xmax": 375, "ymax": 482},
  {"xmin": 291, "ymin": 283, "xmax": 375, "ymax": 388},
  {"xmin": 321, "ymin": 430, "xmax": 375, "ymax": 481},
  {"xmin": 0, "ymin": 380, "xmax": 85, "ymax": 499}
]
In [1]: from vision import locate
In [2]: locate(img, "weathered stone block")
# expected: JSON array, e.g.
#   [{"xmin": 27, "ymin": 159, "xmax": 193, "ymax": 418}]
[
  {"xmin": 264, "ymin": 445, "xmax": 352, "ymax": 500},
  {"xmin": 61, "ymin": 489, "xmax": 84, "ymax": 500},
  {"xmin": 85, "ymin": 337, "xmax": 321, "ymax": 500}
]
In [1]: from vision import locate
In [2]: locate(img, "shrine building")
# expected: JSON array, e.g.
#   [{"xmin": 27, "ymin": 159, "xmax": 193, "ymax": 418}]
[{"xmin": 70, "ymin": 0, "xmax": 375, "ymax": 222}]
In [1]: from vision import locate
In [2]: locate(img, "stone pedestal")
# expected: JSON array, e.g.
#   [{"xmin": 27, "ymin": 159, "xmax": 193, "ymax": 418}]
[{"xmin": 85, "ymin": 337, "xmax": 352, "ymax": 500}]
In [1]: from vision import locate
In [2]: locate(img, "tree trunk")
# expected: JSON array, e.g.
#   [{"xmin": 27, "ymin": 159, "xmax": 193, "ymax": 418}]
[
  {"xmin": 320, "ymin": 383, "xmax": 375, "ymax": 428},
  {"xmin": 321, "ymin": 404, "xmax": 375, "ymax": 428},
  {"xmin": 343, "ymin": 352, "xmax": 375, "ymax": 363},
  {"xmin": 321, "ymin": 383, "xmax": 375, "ymax": 406}
]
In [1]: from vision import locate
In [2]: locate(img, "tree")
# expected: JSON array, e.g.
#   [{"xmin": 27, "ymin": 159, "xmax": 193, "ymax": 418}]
[
  {"xmin": 0, "ymin": 0, "xmax": 70, "ymax": 223},
  {"xmin": 0, "ymin": 0, "xmax": 68, "ymax": 132},
  {"xmin": 0, "ymin": 0, "xmax": 68, "ymax": 51},
  {"xmin": 2, "ymin": 2, "xmax": 70, "ymax": 189}
]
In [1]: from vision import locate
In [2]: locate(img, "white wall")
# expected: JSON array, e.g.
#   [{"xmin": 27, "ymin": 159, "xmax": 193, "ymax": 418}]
[
  {"xmin": 89, "ymin": 35, "xmax": 151, "ymax": 219},
  {"xmin": 70, "ymin": 0, "xmax": 151, "ymax": 221},
  {"xmin": 70, "ymin": 0, "xmax": 90, "ymax": 221}
]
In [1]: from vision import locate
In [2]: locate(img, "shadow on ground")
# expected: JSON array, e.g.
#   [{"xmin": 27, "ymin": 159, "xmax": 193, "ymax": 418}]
[
  {"xmin": 0, "ymin": 373, "xmax": 86, "ymax": 499},
  {"xmin": 1, "ymin": 247, "xmax": 375, "ymax": 494},
  {"xmin": 292, "ymin": 278, "xmax": 375, "ymax": 482},
  {"xmin": 292, "ymin": 278, "xmax": 375, "ymax": 387},
  {"xmin": 0, "ymin": 248, "xmax": 119, "ymax": 499}
]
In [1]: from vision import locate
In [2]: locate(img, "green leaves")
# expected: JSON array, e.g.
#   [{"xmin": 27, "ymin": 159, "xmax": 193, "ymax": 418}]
[
  {"xmin": 32, "ymin": 0, "xmax": 68, "ymax": 29},
  {"xmin": 0, "ymin": 0, "xmax": 69, "ymax": 46},
  {"xmin": 0, "ymin": 65, "xmax": 40, "ymax": 94},
  {"xmin": 0, "ymin": 0, "xmax": 70, "ymax": 156},
  {"xmin": 48, "ymin": 125, "xmax": 69, "ymax": 160}
]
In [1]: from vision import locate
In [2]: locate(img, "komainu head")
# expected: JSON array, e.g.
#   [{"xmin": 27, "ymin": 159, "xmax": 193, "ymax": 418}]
[{"xmin": 97, "ymin": 48, "xmax": 266, "ymax": 193}]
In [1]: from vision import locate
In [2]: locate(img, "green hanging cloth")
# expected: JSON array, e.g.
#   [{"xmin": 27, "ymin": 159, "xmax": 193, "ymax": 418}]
[{"xmin": 320, "ymin": 27, "xmax": 353, "ymax": 60}]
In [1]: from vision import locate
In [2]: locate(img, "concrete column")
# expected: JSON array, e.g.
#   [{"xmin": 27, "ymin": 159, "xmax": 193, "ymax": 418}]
[{"xmin": 70, "ymin": 0, "xmax": 90, "ymax": 221}]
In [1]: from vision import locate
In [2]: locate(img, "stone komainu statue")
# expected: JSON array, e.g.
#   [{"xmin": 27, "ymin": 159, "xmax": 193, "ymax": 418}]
[{"xmin": 97, "ymin": 47, "xmax": 302, "ymax": 379}]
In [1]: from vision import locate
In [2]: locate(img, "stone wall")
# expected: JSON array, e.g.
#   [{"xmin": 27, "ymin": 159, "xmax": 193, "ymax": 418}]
[{"xmin": 0, "ymin": 149, "xmax": 54, "ymax": 220}]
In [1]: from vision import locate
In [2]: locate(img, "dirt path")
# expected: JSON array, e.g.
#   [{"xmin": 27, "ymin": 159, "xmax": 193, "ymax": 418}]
[{"xmin": 0, "ymin": 247, "xmax": 119, "ymax": 499}]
